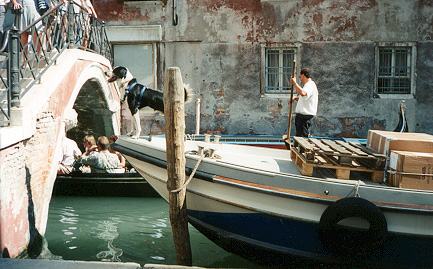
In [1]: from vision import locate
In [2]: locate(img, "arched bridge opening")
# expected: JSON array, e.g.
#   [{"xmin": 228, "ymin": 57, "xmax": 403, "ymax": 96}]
[{"xmin": 69, "ymin": 75, "xmax": 120, "ymax": 150}]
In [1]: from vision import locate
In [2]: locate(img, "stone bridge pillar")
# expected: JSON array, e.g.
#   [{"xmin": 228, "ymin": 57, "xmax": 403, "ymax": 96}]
[{"xmin": 0, "ymin": 49, "xmax": 120, "ymax": 258}]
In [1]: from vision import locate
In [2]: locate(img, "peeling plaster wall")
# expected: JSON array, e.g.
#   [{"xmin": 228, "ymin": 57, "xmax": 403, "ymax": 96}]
[{"xmin": 96, "ymin": 0, "xmax": 433, "ymax": 137}]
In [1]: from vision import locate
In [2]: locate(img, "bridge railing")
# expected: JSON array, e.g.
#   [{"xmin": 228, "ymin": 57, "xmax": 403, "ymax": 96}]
[{"xmin": 0, "ymin": 0, "xmax": 113, "ymax": 127}]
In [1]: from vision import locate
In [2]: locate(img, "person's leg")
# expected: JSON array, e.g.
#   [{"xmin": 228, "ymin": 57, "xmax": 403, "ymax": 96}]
[
  {"xmin": 295, "ymin": 114, "xmax": 313, "ymax": 137},
  {"xmin": 295, "ymin": 114, "xmax": 304, "ymax": 137},
  {"xmin": 81, "ymin": 15, "xmax": 90, "ymax": 48},
  {"xmin": 20, "ymin": 32, "xmax": 30, "ymax": 68},
  {"xmin": 32, "ymin": 30, "xmax": 44, "ymax": 61},
  {"xmin": 301, "ymin": 115, "xmax": 314, "ymax": 137}
]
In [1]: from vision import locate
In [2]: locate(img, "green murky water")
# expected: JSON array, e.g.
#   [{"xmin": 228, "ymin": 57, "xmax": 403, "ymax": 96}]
[{"xmin": 45, "ymin": 196, "xmax": 261, "ymax": 268}]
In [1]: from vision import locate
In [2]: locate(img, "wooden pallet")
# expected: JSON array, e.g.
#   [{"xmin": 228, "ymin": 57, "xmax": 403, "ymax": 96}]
[{"xmin": 291, "ymin": 137, "xmax": 385, "ymax": 181}]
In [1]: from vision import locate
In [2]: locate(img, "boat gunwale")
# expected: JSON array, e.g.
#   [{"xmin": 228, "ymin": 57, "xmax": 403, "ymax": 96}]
[{"xmin": 113, "ymin": 139, "xmax": 433, "ymax": 214}]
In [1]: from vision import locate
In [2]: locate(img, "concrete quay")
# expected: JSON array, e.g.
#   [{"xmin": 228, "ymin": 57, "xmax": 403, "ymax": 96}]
[{"xmin": 0, "ymin": 259, "xmax": 204, "ymax": 269}]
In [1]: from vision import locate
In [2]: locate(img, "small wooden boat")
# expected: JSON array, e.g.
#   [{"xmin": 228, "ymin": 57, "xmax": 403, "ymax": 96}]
[
  {"xmin": 113, "ymin": 135, "xmax": 433, "ymax": 267},
  {"xmin": 53, "ymin": 171, "xmax": 159, "ymax": 197}
]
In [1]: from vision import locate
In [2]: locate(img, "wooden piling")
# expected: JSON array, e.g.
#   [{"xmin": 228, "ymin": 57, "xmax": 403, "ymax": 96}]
[
  {"xmin": 195, "ymin": 98, "xmax": 200, "ymax": 135},
  {"xmin": 163, "ymin": 67, "xmax": 192, "ymax": 266},
  {"xmin": 287, "ymin": 60, "xmax": 296, "ymax": 149}
]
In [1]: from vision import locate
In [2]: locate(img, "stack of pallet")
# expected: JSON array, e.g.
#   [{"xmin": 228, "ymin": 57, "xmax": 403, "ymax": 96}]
[
  {"xmin": 367, "ymin": 130, "xmax": 433, "ymax": 190},
  {"xmin": 290, "ymin": 137, "xmax": 385, "ymax": 181}
]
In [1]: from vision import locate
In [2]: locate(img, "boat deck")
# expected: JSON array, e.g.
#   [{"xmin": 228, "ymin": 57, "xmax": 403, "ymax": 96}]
[{"xmin": 185, "ymin": 138, "xmax": 300, "ymax": 175}]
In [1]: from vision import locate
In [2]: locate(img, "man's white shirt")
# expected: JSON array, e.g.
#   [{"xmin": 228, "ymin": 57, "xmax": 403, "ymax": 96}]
[
  {"xmin": 295, "ymin": 79, "xmax": 318, "ymax": 116},
  {"xmin": 61, "ymin": 137, "xmax": 82, "ymax": 166}
]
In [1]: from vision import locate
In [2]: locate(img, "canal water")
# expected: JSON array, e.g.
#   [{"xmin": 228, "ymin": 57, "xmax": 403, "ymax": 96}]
[{"xmin": 45, "ymin": 196, "xmax": 262, "ymax": 268}]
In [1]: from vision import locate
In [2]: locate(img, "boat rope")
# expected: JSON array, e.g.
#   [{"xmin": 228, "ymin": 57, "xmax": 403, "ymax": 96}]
[
  {"xmin": 170, "ymin": 147, "xmax": 206, "ymax": 193},
  {"xmin": 387, "ymin": 170, "xmax": 433, "ymax": 177}
]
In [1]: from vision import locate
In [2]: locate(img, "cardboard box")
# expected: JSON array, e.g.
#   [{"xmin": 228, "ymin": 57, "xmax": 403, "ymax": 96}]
[
  {"xmin": 367, "ymin": 130, "xmax": 433, "ymax": 155},
  {"xmin": 388, "ymin": 150, "xmax": 433, "ymax": 190}
]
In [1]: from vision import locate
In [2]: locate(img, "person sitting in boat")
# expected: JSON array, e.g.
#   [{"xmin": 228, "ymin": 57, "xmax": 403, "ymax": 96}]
[
  {"xmin": 57, "ymin": 135, "xmax": 82, "ymax": 175},
  {"xmin": 57, "ymin": 110, "xmax": 82, "ymax": 174},
  {"xmin": 109, "ymin": 135, "xmax": 126, "ymax": 170},
  {"xmin": 78, "ymin": 134, "xmax": 97, "ymax": 173},
  {"xmin": 78, "ymin": 136, "xmax": 125, "ymax": 173},
  {"xmin": 82, "ymin": 134, "xmax": 98, "ymax": 156}
]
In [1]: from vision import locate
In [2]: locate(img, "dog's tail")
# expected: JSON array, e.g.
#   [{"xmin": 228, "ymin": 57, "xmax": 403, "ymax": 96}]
[{"xmin": 183, "ymin": 83, "xmax": 193, "ymax": 103}]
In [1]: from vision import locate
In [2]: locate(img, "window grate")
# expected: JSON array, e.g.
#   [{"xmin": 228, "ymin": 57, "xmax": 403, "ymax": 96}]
[
  {"xmin": 265, "ymin": 48, "xmax": 295, "ymax": 94},
  {"xmin": 377, "ymin": 47, "xmax": 411, "ymax": 94}
]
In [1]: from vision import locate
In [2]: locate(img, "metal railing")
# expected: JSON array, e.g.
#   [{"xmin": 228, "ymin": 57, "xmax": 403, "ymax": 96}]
[{"xmin": 0, "ymin": 0, "xmax": 113, "ymax": 126}]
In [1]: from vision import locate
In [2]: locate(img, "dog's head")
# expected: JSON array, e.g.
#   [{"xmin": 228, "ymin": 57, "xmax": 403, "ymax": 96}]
[{"xmin": 107, "ymin": 66, "xmax": 134, "ymax": 93}]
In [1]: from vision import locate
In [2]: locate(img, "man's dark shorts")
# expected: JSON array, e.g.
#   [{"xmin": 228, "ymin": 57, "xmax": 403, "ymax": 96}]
[{"xmin": 295, "ymin": 114, "xmax": 314, "ymax": 137}]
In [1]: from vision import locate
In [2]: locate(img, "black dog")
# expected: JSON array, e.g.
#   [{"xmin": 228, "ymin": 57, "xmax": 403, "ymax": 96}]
[{"xmin": 108, "ymin": 66, "xmax": 192, "ymax": 138}]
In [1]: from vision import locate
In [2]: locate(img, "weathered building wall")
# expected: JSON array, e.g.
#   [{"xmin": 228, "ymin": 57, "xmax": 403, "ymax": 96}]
[
  {"xmin": 415, "ymin": 42, "xmax": 433, "ymax": 133},
  {"xmin": 97, "ymin": 0, "xmax": 433, "ymax": 137}
]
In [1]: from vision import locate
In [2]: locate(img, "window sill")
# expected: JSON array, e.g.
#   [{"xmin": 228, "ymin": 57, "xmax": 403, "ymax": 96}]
[
  {"xmin": 374, "ymin": 93, "xmax": 414, "ymax": 99},
  {"xmin": 261, "ymin": 93, "xmax": 290, "ymax": 99}
]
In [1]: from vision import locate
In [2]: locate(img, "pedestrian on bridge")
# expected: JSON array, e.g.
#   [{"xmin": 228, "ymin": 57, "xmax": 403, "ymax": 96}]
[
  {"xmin": 59, "ymin": 0, "xmax": 96, "ymax": 48},
  {"xmin": 4, "ymin": 0, "xmax": 42, "ymax": 37},
  {"xmin": 4, "ymin": 0, "xmax": 42, "ymax": 68}
]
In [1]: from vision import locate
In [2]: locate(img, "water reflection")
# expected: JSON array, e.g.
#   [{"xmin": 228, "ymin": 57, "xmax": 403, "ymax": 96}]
[
  {"xmin": 46, "ymin": 196, "xmax": 261, "ymax": 268},
  {"xmin": 58, "ymin": 207, "xmax": 79, "ymax": 250},
  {"xmin": 94, "ymin": 219, "xmax": 123, "ymax": 262}
]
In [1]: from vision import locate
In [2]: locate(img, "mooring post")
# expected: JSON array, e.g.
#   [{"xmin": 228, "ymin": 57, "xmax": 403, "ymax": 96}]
[
  {"xmin": 287, "ymin": 60, "xmax": 296, "ymax": 149},
  {"xmin": 164, "ymin": 67, "xmax": 192, "ymax": 266},
  {"xmin": 195, "ymin": 98, "xmax": 200, "ymax": 135}
]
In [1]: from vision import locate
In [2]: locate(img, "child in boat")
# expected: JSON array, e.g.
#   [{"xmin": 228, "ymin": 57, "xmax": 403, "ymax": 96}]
[
  {"xmin": 82, "ymin": 134, "xmax": 98, "ymax": 156},
  {"xmin": 79, "ymin": 136, "xmax": 124, "ymax": 173}
]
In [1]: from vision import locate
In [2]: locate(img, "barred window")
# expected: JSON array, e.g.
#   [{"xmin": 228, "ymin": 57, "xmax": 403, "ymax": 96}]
[
  {"xmin": 377, "ymin": 47, "xmax": 412, "ymax": 94},
  {"xmin": 265, "ymin": 48, "xmax": 296, "ymax": 94}
]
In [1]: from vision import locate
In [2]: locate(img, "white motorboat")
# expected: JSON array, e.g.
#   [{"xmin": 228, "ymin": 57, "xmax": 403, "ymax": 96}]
[{"xmin": 113, "ymin": 135, "xmax": 433, "ymax": 267}]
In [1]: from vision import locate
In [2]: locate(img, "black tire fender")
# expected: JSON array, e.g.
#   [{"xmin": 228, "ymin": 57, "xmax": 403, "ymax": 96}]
[{"xmin": 319, "ymin": 197, "xmax": 388, "ymax": 255}]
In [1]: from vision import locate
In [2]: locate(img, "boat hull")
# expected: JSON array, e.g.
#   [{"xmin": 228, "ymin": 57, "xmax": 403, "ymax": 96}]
[
  {"xmin": 53, "ymin": 172, "xmax": 159, "ymax": 197},
  {"xmin": 114, "ymin": 136, "xmax": 433, "ymax": 267},
  {"xmin": 188, "ymin": 209, "xmax": 433, "ymax": 267}
]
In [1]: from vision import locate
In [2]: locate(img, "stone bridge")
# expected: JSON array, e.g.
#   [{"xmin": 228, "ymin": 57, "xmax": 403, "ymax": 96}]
[{"xmin": 0, "ymin": 48, "xmax": 120, "ymax": 258}]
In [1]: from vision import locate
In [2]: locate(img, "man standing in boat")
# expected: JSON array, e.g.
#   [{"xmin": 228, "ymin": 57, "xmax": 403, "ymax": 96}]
[{"xmin": 290, "ymin": 68, "xmax": 318, "ymax": 137}]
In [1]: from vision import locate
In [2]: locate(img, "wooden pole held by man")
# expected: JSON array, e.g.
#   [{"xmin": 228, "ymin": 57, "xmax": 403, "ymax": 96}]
[
  {"xmin": 286, "ymin": 60, "xmax": 297, "ymax": 150},
  {"xmin": 164, "ymin": 67, "xmax": 192, "ymax": 266}
]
